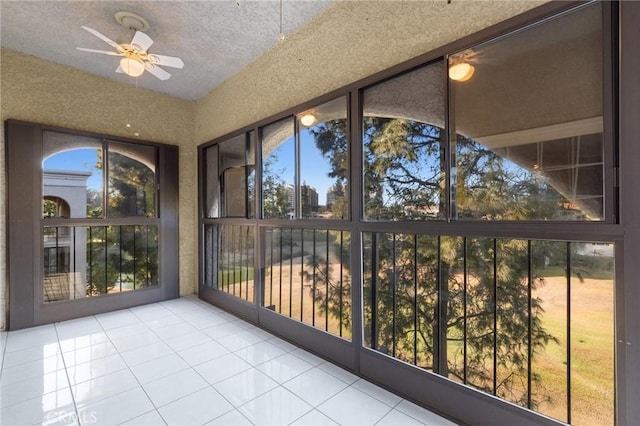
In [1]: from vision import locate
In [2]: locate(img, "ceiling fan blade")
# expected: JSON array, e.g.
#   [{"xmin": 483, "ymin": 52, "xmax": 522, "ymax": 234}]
[
  {"xmin": 148, "ymin": 54, "xmax": 184, "ymax": 69},
  {"xmin": 115, "ymin": 66, "xmax": 124, "ymax": 74},
  {"xmin": 77, "ymin": 47, "xmax": 122, "ymax": 56},
  {"xmin": 131, "ymin": 31, "xmax": 154, "ymax": 52},
  {"xmin": 144, "ymin": 63, "xmax": 171, "ymax": 80},
  {"xmin": 81, "ymin": 26, "xmax": 120, "ymax": 49}
]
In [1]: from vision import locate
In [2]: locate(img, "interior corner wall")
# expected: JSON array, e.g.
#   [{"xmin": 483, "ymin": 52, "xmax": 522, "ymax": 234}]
[
  {"xmin": 0, "ymin": 48, "xmax": 197, "ymax": 330},
  {"xmin": 194, "ymin": 0, "xmax": 547, "ymax": 144}
]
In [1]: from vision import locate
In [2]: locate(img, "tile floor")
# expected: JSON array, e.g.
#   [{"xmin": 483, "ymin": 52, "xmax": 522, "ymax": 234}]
[{"xmin": 0, "ymin": 296, "xmax": 456, "ymax": 426}]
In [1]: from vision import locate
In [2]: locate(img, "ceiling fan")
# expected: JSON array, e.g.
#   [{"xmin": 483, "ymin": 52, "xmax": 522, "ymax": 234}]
[{"xmin": 77, "ymin": 25, "xmax": 184, "ymax": 80}]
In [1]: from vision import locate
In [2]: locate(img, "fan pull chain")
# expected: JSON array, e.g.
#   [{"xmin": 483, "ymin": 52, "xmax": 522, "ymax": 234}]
[{"xmin": 278, "ymin": 0, "xmax": 285, "ymax": 41}]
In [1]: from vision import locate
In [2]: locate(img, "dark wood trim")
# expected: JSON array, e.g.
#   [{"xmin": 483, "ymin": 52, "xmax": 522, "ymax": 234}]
[
  {"xmin": 6, "ymin": 122, "xmax": 41, "ymax": 329},
  {"xmin": 617, "ymin": 2, "xmax": 640, "ymax": 424},
  {"xmin": 6, "ymin": 120, "xmax": 180, "ymax": 329}
]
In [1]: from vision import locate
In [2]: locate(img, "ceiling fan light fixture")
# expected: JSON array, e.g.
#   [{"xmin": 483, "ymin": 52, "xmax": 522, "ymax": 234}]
[
  {"xmin": 120, "ymin": 57, "xmax": 145, "ymax": 77},
  {"xmin": 300, "ymin": 113, "xmax": 317, "ymax": 127},
  {"xmin": 448, "ymin": 62, "xmax": 475, "ymax": 82}
]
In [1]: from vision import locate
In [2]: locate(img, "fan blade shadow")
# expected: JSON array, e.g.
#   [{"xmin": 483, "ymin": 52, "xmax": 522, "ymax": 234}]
[{"xmin": 77, "ymin": 47, "xmax": 121, "ymax": 56}]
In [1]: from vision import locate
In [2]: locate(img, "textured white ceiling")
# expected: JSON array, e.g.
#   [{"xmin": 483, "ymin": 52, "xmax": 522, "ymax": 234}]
[{"xmin": 0, "ymin": 0, "xmax": 331, "ymax": 101}]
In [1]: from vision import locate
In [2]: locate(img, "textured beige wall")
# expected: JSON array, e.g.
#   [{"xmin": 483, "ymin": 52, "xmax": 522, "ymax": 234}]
[
  {"xmin": 195, "ymin": 0, "xmax": 547, "ymax": 143},
  {"xmin": 0, "ymin": 49, "xmax": 197, "ymax": 329}
]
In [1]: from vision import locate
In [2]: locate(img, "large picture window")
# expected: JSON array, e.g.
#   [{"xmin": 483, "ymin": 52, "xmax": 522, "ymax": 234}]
[
  {"xmin": 451, "ymin": 3, "xmax": 604, "ymax": 221},
  {"xmin": 362, "ymin": 62, "xmax": 445, "ymax": 221},
  {"xmin": 42, "ymin": 131, "xmax": 160, "ymax": 303}
]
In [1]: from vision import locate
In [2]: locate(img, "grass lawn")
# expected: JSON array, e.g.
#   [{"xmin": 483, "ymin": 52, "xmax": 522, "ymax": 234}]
[{"xmin": 533, "ymin": 275, "xmax": 614, "ymax": 425}]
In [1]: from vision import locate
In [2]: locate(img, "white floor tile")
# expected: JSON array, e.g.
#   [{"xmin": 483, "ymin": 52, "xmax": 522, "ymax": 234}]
[
  {"xmin": 395, "ymin": 400, "xmax": 458, "ymax": 426},
  {"xmin": 0, "ymin": 354, "xmax": 66, "ymax": 385},
  {"xmin": 188, "ymin": 314, "xmax": 230, "ymax": 330},
  {"xmin": 109, "ymin": 330, "xmax": 163, "ymax": 353},
  {"xmin": 318, "ymin": 387, "xmax": 392, "ymax": 426},
  {"xmin": 105, "ymin": 323, "xmax": 150, "ymax": 340},
  {"xmin": 235, "ymin": 340, "xmax": 287, "ymax": 366},
  {"xmin": 283, "ymin": 367, "xmax": 349, "ymax": 407},
  {"xmin": 204, "ymin": 409, "xmax": 252, "ymax": 426},
  {"xmin": 61, "ymin": 341, "xmax": 119, "ymax": 366},
  {"xmin": 65, "ymin": 353, "xmax": 128, "ymax": 385},
  {"xmin": 143, "ymin": 314, "xmax": 185, "ymax": 330},
  {"xmin": 377, "ymin": 409, "xmax": 427, "ymax": 425},
  {"xmin": 317, "ymin": 361, "xmax": 359, "ymax": 384},
  {"xmin": 77, "ymin": 387, "xmax": 154, "ymax": 426},
  {"xmin": 177, "ymin": 340, "xmax": 230, "ymax": 366},
  {"xmin": 201, "ymin": 321, "xmax": 248, "ymax": 340},
  {"xmin": 152, "ymin": 322, "xmax": 198, "ymax": 340},
  {"xmin": 238, "ymin": 386, "xmax": 312, "ymax": 426},
  {"xmin": 95, "ymin": 309, "xmax": 140, "ymax": 330},
  {"xmin": 255, "ymin": 352, "xmax": 314, "ymax": 384},
  {"xmin": 158, "ymin": 387, "xmax": 233, "ymax": 426},
  {"xmin": 130, "ymin": 353, "xmax": 190, "ymax": 384},
  {"xmin": 351, "ymin": 378, "xmax": 402, "ymax": 407},
  {"xmin": 194, "ymin": 353, "xmax": 252, "ymax": 384},
  {"xmin": 290, "ymin": 409, "xmax": 339, "ymax": 426},
  {"xmin": 55, "ymin": 317, "xmax": 103, "ymax": 340},
  {"xmin": 129, "ymin": 304, "xmax": 174, "ymax": 322},
  {"xmin": 121, "ymin": 409, "xmax": 168, "ymax": 426},
  {"xmin": 5, "ymin": 324, "xmax": 58, "ymax": 352},
  {"xmin": 0, "ymin": 369, "xmax": 69, "ymax": 408},
  {"xmin": 142, "ymin": 368, "xmax": 209, "ymax": 408},
  {"xmin": 120, "ymin": 341, "xmax": 175, "ymax": 367},
  {"xmin": 71, "ymin": 368, "xmax": 139, "ymax": 407},
  {"xmin": 0, "ymin": 388, "xmax": 75, "ymax": 426},
  {"xmin": 163, "ymin": 330, "xmax": 212, "ymax": 352},
  {"xmin": 58, "ymin": 332, "xmax": 109, "ymax": 353},
  {"xmin": 289, "ymin": 348, "xmax": 326, "ymax": 366},
  {"xmin": 0, "ymin": 298, "xmax": 453, "ymax": 426},
  {"xmin": 213, "ymin": 369, "xmax": 278, "ymax": 406},
  {"xmin": 2, "ymin": 343, "xmax": 60, "ymax": 368},
  {"xmin": 266, "ymin": 336, "xmax": 298, "ymax": 353},
  {"xmin": 218, "ymin": 329, "xmax": 266, "ymax": 351}
]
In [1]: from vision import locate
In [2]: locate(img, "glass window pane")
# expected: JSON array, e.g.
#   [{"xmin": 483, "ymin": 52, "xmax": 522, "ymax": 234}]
[
  {"xmin": 204, "ymin": 224, "xmax": 255, "ymax": 303},
  {"xmin": 206, "ymin": 134, "xmax": 254, "ymax": 218},
  {"xmin": 220, "ymin": 134, "xmax": 250, "ymax": 218},
  {"xmin": 247, "ymin": 131, "xmax": 256, "ymax": 219},
  {"xmin": 44, "ymin": 224, "xmax": 159, "ymax": 303},
  {"xmin": 298, "ymin": 96, "xmax": 349, "ymax": 219},
  {"xmin": 43, "ymin": 131, "xmax": 103, "ymax": 219},
  {"xmin": 452, "ymin": 3, "xmax": 603, "ymax": 221},
  {"xmin": 205, "ymin": 145, "xmax": 220, "ymax": 218},
  {"xmin": 362, "ymin": 61, "xmax": 446, "ymax": 220},
  {"xmin": 263, "ymin": 227, "xmax": 351, "ymax": 339},
  {"xmin": 107, "ymin": 142, "xmax": 157, "ymax": 217},
  {"xmin": 262, "ymin": 117, "xmax": 295, "ymax": 219}
]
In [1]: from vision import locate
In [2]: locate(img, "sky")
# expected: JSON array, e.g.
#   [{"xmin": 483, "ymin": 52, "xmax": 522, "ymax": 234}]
[
  {"xmin": 45, "ymin": 130, "xmax": 337, "ymax": 206},
  {"xmin": 43, "ymin": 149, "xmax": 103, "ymax": 190},
  {"xmin": 267, "ymin": 129, "xmax": 334, "ymax": 205}
]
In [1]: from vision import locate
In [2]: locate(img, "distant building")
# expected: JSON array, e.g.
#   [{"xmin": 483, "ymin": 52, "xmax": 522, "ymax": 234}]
[
  {"xmin": 283, "ymin": 183, "xmax": 319, "ymax": 216},
  {"xmin": 302, "ymin": 184, "xmax": 319, "ymax": 212},
  {"xmin": 42, "ymin": 169, "xmax": 91, "ymax": 302}
]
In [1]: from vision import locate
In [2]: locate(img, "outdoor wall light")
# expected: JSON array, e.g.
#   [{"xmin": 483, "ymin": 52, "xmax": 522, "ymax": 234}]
[
  {"xmin": 448, "ymin": 62, "xmax": 475, "ymax": 82},
  {"xmin": 300, "ymin": 113, "xmax": 317, "ymax": 127},
  {"xmin": 120, "ymin": 57, "xmax": 145, "ymax": 77}
]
